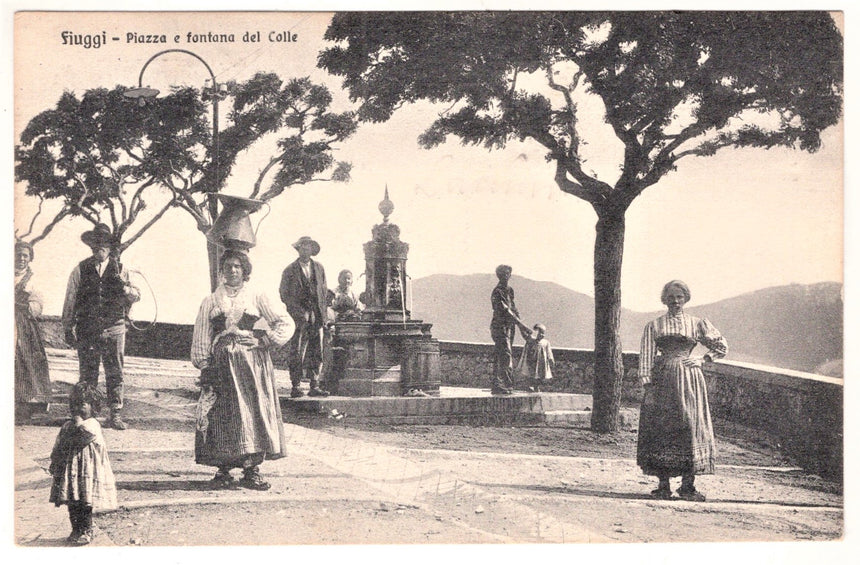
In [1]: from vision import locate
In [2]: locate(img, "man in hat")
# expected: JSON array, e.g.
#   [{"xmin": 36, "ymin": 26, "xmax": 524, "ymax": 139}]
[
  {"xmin": 62, "ymin": 224, "xmax": 140, "ymax": 429},
  {"xmin": 279, "ymin": 236, "xmax": 330, "ymax": 398}
]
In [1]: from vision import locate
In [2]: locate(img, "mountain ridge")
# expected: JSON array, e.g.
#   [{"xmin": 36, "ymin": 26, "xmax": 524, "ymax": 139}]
[{"xmin": 410, "ymin": 274, "xmax": 842, "ymax": 377}]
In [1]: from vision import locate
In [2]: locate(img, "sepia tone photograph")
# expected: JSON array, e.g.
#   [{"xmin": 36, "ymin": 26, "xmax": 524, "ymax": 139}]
[{"xmin": 6, "ymin": 3, "xmax": 851, "ymax": 559}]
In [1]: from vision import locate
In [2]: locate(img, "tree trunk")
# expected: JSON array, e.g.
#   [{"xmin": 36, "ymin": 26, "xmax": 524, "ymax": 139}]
[{"xmin": 591, "ymin": 205, "xmax": 626, "ymax": 432}]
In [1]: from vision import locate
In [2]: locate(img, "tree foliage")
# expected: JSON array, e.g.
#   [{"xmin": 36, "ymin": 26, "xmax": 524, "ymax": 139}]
[
  {"xmin": 320, "ymin": 12, "xmax": 842, "ymax": 210},
  {"xmin": 16, "ymin": 74, "xmax": 357, "ymax": 251},
  {"xmin": 319, "ymin": 11, "xmax": 843, "ymax": 430}
]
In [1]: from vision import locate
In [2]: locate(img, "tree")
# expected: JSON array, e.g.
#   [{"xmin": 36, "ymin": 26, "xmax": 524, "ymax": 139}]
[
  {"xmin": 16, "ymin": 87, "xmax": 206, "ymax": 250},
  {"xmin": 319, "ymin": 11, "xmax": 843, "ymax": 430},
  {"xmin": 16, "ymin": 74, "xmax": 356, "ymax": 289}
]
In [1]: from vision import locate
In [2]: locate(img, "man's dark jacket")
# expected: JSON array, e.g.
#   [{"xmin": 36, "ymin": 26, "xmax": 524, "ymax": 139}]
[{"xmin": 279, "ymin": 259, "xmax": 328, "ymax": 325}]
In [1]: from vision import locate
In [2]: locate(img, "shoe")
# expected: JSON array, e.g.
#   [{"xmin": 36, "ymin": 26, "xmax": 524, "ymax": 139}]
[
  {"xmin": 67, "ymin": 530, "xmax": 81, "ymax": 544},
  {"xmin": 308, "ymin": 387, "xmax": 330, "ymax": 397},
  {"xmin": 677, "ymin": 486, "xmax": 706, "ymax": 502},
  {"xmin": 239, "ymin": 468, "xmax": 271, "ymax": 491},
  {"xmin": 650, "ymin": 487, "xmax": 673, "ymax": 500},
  {"xmin": 107, "ymin": 415, "xmax": 128, "ymax": 430},
  {"xmin": 290, "ymin": 387, "xmax": 305, "ymax": 398},
  {"xmin": 210, "ymin": 470, "xmax": 238, "ymax": 490},
  {"xmin": 76, "ymin": 529, "xmax": 93, "ymax": 545}
]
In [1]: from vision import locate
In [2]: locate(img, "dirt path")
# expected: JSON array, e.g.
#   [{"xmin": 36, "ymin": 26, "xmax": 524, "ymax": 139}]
[{"xmin": 29, "ymin": 421, "xmax": 839, "ymax": 546}]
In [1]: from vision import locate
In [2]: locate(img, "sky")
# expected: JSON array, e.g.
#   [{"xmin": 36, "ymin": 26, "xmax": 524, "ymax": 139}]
[{"xmin": 9, "ymin": 10, "xmax": 845, "ymax": 326}]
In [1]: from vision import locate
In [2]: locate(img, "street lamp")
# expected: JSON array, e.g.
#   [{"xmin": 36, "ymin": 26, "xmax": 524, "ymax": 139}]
[{"xmin": 124, "ymin": 49, "xmax": 226, "ymax": 291}]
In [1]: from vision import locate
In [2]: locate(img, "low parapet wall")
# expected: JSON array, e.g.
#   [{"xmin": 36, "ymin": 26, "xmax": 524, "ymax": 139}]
[
  {"xmin": 439, "ymin": 340, "xmax": 843, "ymax": 480},
  {"xmin": 38, "ymin": 318, "xmax": 842, "ymax": 479},
  {"xmin": 37, "ymin": 316, "xmax": 292, "ymax": 366},
  {"xmin": 702, "ymin": 361, "xmax": 843, "ymax": 480},
  {"xmin": 438, "ymin": 341, "xmax": 644, "ymax": 399}
]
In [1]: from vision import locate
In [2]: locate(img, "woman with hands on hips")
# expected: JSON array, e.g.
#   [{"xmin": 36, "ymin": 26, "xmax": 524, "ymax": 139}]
[
  {"xmin": 190, "ymin": 249, "xmax": 295, "ymax": 491},
  {"xmin": 636, "ymin": 280, "xmax": 727, "ymax": 502}
]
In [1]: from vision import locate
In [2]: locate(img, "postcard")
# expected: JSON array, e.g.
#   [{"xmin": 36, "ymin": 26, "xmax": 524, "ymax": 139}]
[{"xmin": 10, "ymin": 8, "xmax": 848, "ymax": 559}]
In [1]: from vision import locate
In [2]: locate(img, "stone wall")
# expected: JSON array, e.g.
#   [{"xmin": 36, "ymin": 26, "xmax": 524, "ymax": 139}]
[
  {"xmin": 38, "ymin": 318, "xmax": 842, "ymax": 479},
  {"xmin": 38, "ymin": 316, "xmax": 292, "ymax": 367},
  {"xmin": 440, "ymin": 340, "xmax": 843, "ymax": 480},
  {"xmin": 438, "ymin": 341, "xmax": 644, "ymax": 401},
  {"xmin": 702, "ymin": 361, "xmax": 843, "ymax": 480}
]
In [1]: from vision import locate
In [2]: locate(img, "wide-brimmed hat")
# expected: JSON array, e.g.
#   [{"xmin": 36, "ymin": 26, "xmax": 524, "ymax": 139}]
[
  {"xmin": 81, "ymin": 223, "xmax": 115, "ymax": 248},
  {"xmin": 292, "ymin": 236, "xmax": 320, "ymax": 256}
]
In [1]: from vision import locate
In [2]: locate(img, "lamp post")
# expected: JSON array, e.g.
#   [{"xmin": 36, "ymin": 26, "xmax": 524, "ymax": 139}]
[{"xmin": 124, "ymin": 49, "xmax": 225, "ymax": 291}]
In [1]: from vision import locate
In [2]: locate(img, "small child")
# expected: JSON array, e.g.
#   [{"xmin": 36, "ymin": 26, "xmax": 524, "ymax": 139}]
[
  {"xmin": 516, "ymin": 323, "xmax": 555, "ymax": 392},
  {"xmin": 330, "ymin": 269, "xmax": 363, "ymax": 321},
  {"xmin": 49, "ymin": 383, "xmax": 117, "ymax": 545}
]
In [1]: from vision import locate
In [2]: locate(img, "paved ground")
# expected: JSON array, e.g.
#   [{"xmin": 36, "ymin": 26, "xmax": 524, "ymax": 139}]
[{"xmin": 12, "ymin": 349, "xmax": 847, "ymax": 552}]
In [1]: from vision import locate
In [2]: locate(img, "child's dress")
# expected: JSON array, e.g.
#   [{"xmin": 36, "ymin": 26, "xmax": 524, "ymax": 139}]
[
  {"xmin": 49, "ymin": 417, "xmax": 117, "ymax": 512},
  {"xmin": 516, "ymin": 336, "xmax": 555, "ymax": 383}
]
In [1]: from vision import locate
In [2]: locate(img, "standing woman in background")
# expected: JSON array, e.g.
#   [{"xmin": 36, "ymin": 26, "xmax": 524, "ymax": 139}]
[
  {"xmin": 637, "ymin": 280, "xmax": 728, "ymax": 501},
  {"xmin": 14, "ymin": 240, "xmax": 52, "ymax": 423}
]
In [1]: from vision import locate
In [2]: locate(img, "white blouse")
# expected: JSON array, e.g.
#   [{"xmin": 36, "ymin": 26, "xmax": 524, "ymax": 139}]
[{"xmin": 191, "ymin": 284, "xmax": 295, "ymax": 369}]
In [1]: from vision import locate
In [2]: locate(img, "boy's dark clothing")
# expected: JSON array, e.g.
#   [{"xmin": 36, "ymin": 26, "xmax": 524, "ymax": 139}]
[{"xmin": 490, "ymin": 283, "xmax": 519, "ymax": 392}]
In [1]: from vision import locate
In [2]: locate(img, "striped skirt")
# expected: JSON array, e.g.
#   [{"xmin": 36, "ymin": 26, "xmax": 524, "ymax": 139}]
[
  {"xmin": 195, "ymin": 338, "xmax": 287, "ymax": 467},
  {"xmin": 637, "ymin": 356, "xmax": 716, "ymax": 477},
  {"xmin": 15, "ymin": 307, "xmax": 52, "ymax": 405}
]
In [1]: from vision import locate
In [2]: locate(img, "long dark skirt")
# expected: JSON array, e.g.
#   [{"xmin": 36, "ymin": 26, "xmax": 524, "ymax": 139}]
[
  {"xmin": 15, "ymin": 307, "xmax": 52, "ymax": 407},
  {"xmin": 195, "ymin": 338, "xmax": 287, "ymax": 467},
  {"xmin": 637, "ymin": 357, "xmax": 716, "ymax": 477}
]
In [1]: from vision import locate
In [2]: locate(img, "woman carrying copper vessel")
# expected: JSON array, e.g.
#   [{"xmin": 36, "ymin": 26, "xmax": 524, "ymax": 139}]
[
  {"xmin": 14, "ymin": 240, "xmax": 52, "ymax": 423},
  {"xmin": 637, "ymin": 280, "xmax": 727, "ymax": 501},
  {"xmin": 191, "ymin": 249, "xmax": 295, "ymax": 490}
]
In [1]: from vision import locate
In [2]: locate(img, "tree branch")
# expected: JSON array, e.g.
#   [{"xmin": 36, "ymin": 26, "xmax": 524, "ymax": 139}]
[
  {"xmin": 129, "ymin": 177, "xmax": 157, "ymax": 217},
  {"xmin": 546, "ymin": 66, "xmax": 581, "ymax": 155},
  {"xmin": 507, "ymin": 67, "xmax": 520, "ymax": 98},
  {"xmin": 104, "ymin": 197, "xmax": 119, "ymax": 233},
  {"xmin": 250, "ymin": 156, "xmax": 284, "ymax": 199},
  {"xmin": 163, "ymin": 178, "xmax": 209, "ymax": 230},
  {"xmin": 117, "ymin": 183, "xmax": 129, "ymax": 224},
  {"xmin": 673, "ymin": 139, "xmax": 737, "ymax": 161},
  {"xmin": 616, "ymin": 133, "xmax": 731, "ymax": 209},
  {"xmin": 552, "ymin": 159, "xmax": 607, "ymax": 205},
  {"xmin": 69, "ymin": 176, "xmax": 103, "ymax": 225},
  {"xmin": 119, "ymin": 196, "xmax": 177, "ymax": 251},
  {"xmin": 122, "ymin": 178, "xmax": 159, "ymax": 234},
  {"xmin": 28, "ymin": 206, "xmax": 72, "ymax": 246},
  {"xmin": 120, "ymin": 142, "xmax": 146, "ymax": 164},
  {"xmin": 651, "ymin": 121, "xmax": 708, "ymax": 167},
  {"xmin": 258, "ymin": 178, "xmax": 310, "ymax": 202},
  {"xmin": 21, "ymin": 197, "xmax": 47, "ymax": 239}
]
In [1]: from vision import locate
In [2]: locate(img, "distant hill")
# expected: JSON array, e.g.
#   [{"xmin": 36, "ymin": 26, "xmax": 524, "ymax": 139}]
[
  {"xmin": 684, "ymin": 283, "xmax": 843, "ymax": 375},
  {"xmin": 411, "ymin": 275, "xmax": 842, "ymax": 377}
]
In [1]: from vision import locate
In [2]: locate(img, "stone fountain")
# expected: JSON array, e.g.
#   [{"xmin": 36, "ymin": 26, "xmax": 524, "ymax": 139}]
[{"xmin": 328, "ymin": 188, "xmax": 441, "ymax": 396}]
